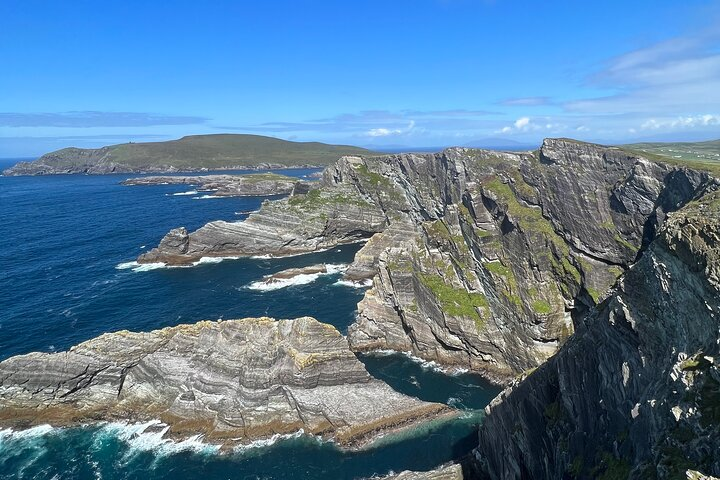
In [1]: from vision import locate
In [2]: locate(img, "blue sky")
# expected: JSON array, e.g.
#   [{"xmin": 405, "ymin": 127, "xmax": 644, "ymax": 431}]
[{"xmin": 1, "ymin": 0, "xmax": 719, "ymax": 156}]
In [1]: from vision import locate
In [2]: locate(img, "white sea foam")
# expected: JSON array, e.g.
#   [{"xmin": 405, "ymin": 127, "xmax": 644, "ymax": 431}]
[
  {"xmin": 99, "ymin": 420, "xmax": 220, "ymax": 457},
  {"xmin": 0, "ymin": 424, "xmax": 55, "ymax": 442},
  {"xmin": 246, "ymin": 264, "xmax": 348, "ymax": 291},
  {"xmin": 191, "ymin": 256, "xmax": 240, "ymax": 266},
  {"xmin": 334, "ymin": 278, "xmax": 373, "ymax": 289},
  {"xmin": 192, "ymin": 194, "xmax": 220, "ymax": 200},
  {"xmin": 171, "ymin": 190, "xmax": 198, "ymax": 196},
  {"xmin": 115, "ymin": 261, "xmax": 168, "ymax": 272},
  {"xmin": 116, "ymin": 255, "xmax": 242, "ymax": 273},
  {"xmin": 232, "ymin": 429, "xmax": 309, "ymax": 453},
  {"xmin": 366, "ymin": 350, "xmax": 470, "ymax": 376}
]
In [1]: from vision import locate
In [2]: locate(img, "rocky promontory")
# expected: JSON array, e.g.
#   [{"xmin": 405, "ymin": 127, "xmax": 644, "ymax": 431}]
[
  {"xmin": 2, "ymin": 134, "xmax": 376, "ymax": 175},
  {"xmin": 121, "ymin": 173, "xmax": 310, "ymax": 197},
  {"xmin": 138, "ymin": 139, "xmax": 719, "ymax": 385},
  {"xmin": 0, "ymin": 316, "xmax": 448, "ymax": 449}
]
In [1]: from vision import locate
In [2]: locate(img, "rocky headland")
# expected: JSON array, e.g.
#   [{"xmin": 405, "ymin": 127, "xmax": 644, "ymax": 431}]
[
  {"xmin": 2, "ymin": 134, "xmax": 376, "ymax": 176},
  {"xmin": 121, "ymin": 173, "xmax": 310, "ymax": 197},
  {"xmin": 0, "ymin": 316, "xmax": 449, "ymax": 449},
  {"xmin": 138, "ymin": 139, "xmax": 719, "ymax": 387},
  {"xmin": 6, "ymin": 137, "xmax": 719, "ymax": 478}
]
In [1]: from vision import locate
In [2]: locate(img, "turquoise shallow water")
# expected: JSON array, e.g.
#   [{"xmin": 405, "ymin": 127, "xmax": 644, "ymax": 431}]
[{"xmin": 0, "ymin": 166, "xmax": 500, "ymax": 479}]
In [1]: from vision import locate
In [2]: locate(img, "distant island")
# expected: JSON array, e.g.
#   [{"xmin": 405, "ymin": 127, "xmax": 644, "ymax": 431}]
[{"xmin": 2, "ymin": 134, "xmax": 378, "ymax": 176}]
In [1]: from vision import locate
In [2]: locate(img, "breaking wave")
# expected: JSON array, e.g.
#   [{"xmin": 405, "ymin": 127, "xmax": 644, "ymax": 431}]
[{"xmin": 246, "ymin": 264, "xmax": 348, "ymax": 291}]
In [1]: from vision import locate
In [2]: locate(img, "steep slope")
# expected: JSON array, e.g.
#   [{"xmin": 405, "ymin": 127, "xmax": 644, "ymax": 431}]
[
  {"xmin": 472, "ymin": 190, "xmax": 720, "ymax": 479},
  {"xmin": 140, "ymin": 139, "xmax": 718, "ymax": 383},
  {"xmin": 2, "ymin": 134, "xmax": 377, "ymax": 175}
]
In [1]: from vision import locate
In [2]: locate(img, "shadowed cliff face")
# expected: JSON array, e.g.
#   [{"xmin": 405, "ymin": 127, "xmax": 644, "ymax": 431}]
[
  {"xmin": 139, "ymin": 139, "xmax": 717, "ymax": 383},
  {"xmin": 472, "ymin": 190, "xmax": 720, "ymax": 479}
]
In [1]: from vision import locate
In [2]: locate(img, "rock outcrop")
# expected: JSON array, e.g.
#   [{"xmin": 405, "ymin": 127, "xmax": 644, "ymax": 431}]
[
  {"xmin": 471, "ymin": 190, "xmax": 720, "ymax": 479},
  {"xmin": 121, "ymin": 173, "xmax": 308, "ymax": 197},
  {"xmin": 138, "ymin": 180, "xmax": 387, "ymax": 265},
  {"xmin": 139, "ymin": 139, "xmax": 718, "ymax": 383},
  {"xmin": 0, "ymin": 316, "xmax": 448, "ymax": 449}
]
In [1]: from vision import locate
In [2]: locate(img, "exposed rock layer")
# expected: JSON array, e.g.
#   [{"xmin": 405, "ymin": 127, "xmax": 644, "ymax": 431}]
[
  {"xmin": 141, "ymin": 139, "xmax": 718, "ymax": 383},
  {"xmin": 121, "ymin": 173, "xmax": 309, "ymax": 197},
  {"xmin": 0, "ymin": 316, "xmax": 448, "ymax": 448},
  {"xmin": 472, "ymin": 190, "xmax": 720, "ymax": 479}
]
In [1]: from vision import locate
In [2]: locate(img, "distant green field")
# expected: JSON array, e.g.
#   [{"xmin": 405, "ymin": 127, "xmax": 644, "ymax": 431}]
[
  {"xmin": 619, "ymin": 139, "xmax": 720, "ymax": 175},
  {"xmin": 43, "ymin": 134, "xmax": 378, "ymax": 169}
]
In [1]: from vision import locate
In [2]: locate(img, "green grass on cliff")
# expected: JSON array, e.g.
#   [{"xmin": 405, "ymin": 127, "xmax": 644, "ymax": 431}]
[
  {"xmin": 38, "ymin": 134, "xmax": 378, "ymax": 169},
  {"xmin": 418, "ymin": 272, "xmax": 488, "ymax": 328},
  {"xmin": 619, "ymin": 139, "xmax": 720, "ymax": 176}
]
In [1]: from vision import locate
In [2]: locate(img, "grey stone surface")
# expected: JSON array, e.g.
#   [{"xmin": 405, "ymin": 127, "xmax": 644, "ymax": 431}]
[
  {"xmin": 122, "ymin": 173, "xmax": 306, "ymax": 197},
  {"xmin": 472, "ymin": 190, "xmax": 720, "ymax": 479},
  {"xmin": 139, "ymin": 139, "xmax": 719, "ymax": 384},
  {"xmin": 0, "ymin": 317, "xmax": 448, "ymax": 449}
]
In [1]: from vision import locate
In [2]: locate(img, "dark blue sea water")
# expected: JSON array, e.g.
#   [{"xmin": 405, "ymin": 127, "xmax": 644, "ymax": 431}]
[{"xmin": 0, "ymin": 163, "xmax": 500, "ymax": 479}]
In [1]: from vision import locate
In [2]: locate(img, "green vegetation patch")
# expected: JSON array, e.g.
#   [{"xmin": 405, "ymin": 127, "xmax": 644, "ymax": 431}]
[
  {"xmin": 354, "ymin": 164, "xmax": 392, "ymax": 188},
  {"xmin": 619, "ymin": 140, "xmax": 720, "ymax": 177},
  {"xmin": 418, "ymin": 273, "xmax": 488, "ymax": 328},
  {"xmin": 242, "ymin": 172, "xmax": 298, "ymax": 182},
  {"xmin": 532, "ymin": 300, "xmax": 553, "ymax": 315},
  {"xmin": 614, "ymin": 234, "xmax": 639, "ymax": 253},
  {"xmin": 100, "ymin": 134, "xmax": 378, "ymax": 169},
  {"xmin": 586, "ymin": 287, "xmax": 601, "ymax": 303}
]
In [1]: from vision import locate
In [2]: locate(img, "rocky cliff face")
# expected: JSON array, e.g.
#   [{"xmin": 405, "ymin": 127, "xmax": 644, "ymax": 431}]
[
  {"xmin": 140, "ymin": 139, "xmax": 717, "ymax": 383},
  {"xmin": 472, "ymin": 190, "xmax": 720, "ymax": 479},
  {"xmin": 347, "ymin": 140, "xmax": 715, "ymax": 382},
  {"xmin": 0, "ymin": 316, "xmax": 447, "ymax": 448}
]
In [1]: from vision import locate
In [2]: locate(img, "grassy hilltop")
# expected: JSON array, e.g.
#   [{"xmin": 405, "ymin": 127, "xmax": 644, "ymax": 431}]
[
  {"xmin": 620, "ymin": 139, "xmax": 720, "ymax": 175},
  {"xmin": 3, "ymin": 134, "xmax": 378, "ymax": 175}
]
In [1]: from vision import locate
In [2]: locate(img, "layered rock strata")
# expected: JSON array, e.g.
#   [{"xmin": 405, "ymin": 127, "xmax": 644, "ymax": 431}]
[
  {"xmin": 0, "ymin": 316, "xmax": 448, "ymax": 449},
  {"xmin": 139, "ymin": 139, "xmax": 718, "ymax": 382},
  {"xmin": 472, "ymin": 190, "xmax": 720, "ymax": 479},
  {"xmin": 121, "ymin": 173, "xmax": 308, "ymax": 197}
]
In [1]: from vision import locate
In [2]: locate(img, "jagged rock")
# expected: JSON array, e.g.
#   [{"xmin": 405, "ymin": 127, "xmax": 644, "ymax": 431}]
[
  {"xmin": 138, "ymin": 139, "xmax": 719, "ymax": 382},
  {"xmin": 122, "ymin": 173, "xmax": 307, "ymax": 197},
  {"xmin": 138, "ymin": 183, "xmax": 387, "ymax": 265},
  {"xmin": 0, "ymin": 317, "xmax": 449, "ymax": 449},
  {"xmin": 471, "ymin": 190, "xmax": 720, "ymax": 479}
]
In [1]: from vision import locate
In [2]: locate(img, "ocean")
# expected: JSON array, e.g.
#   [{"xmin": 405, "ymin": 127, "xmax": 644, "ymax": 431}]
[{"xmin": 0, "ymin": 162, "xmax": 499, "ymax": 479}]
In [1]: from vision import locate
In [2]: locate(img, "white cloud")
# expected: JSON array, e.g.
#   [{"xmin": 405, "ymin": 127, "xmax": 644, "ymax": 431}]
[
  {"xmin": 365, "ymin": 121, "xmax": 415, "ymax": 137},
  {"xmin": 566, "ymin": 29, "xmax": 720, "ymax": 114},
  {"xmin": 514, "ymin": 117, "xmax": 530, "ymax": 129},
  {"xmin": 640, "ymin": 114, "xmax": 720, "ymax": 130}
]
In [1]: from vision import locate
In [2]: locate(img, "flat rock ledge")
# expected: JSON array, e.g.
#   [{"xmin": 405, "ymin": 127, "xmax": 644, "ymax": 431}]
[
  {"xmin": 0, "ymin": 316, "xmax": 449, "ymax": 450},
  {"xmin": 378, "ymin": 464, "xmax": 463, "ymax": 479},
  {"xmin": 121, "ymin": 173, "xmax": 309, "ymax": 197}
]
